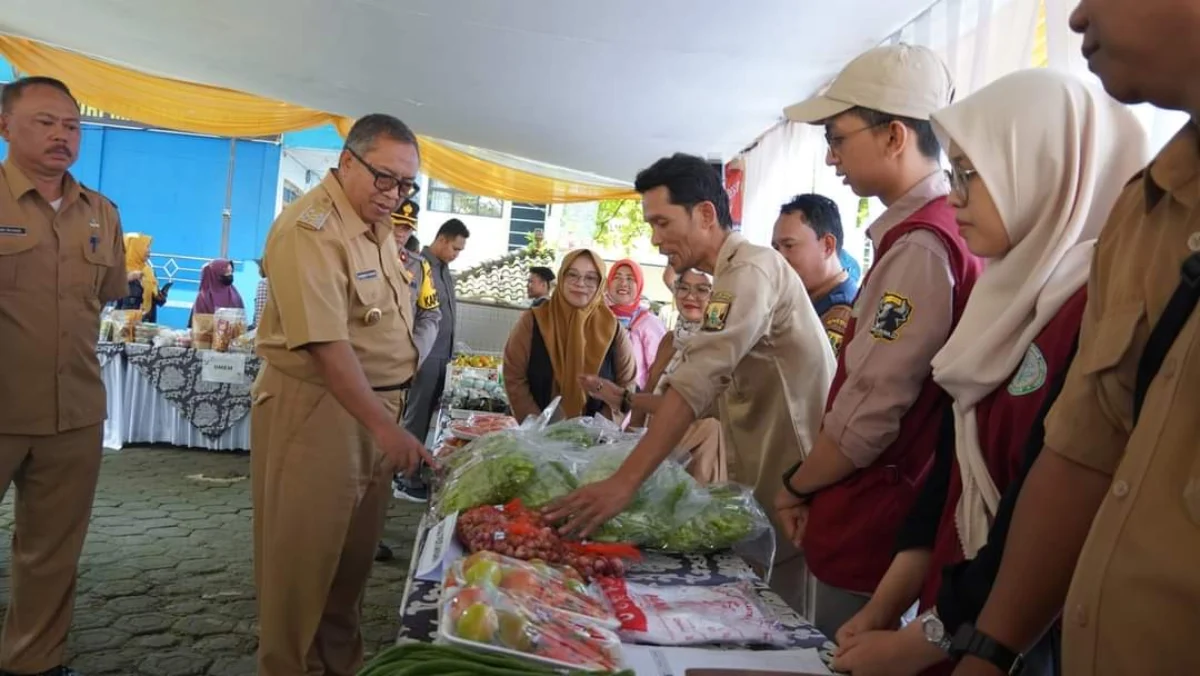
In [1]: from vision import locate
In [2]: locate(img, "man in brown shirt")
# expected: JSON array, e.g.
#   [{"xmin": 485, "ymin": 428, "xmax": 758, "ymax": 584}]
[
  {"xmin": 0, "ymin": 77, "xmax": 127, "ymax": 676},
  {"xmin": 252, "ymin": 114, "xmax": 432, "ymax": 676},
  {"xmin": 952, "ymin": 3, "xmax": 1200, "ymax": 675},
  {"xmin": 772, "ymin": 193, "xmax": 860, "ymax": 356}
]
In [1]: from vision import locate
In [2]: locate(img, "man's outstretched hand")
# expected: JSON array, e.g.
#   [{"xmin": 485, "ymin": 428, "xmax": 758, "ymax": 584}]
[{"xmin": 542, "ymin": 476, "xmax": 636, "ymax": 538}]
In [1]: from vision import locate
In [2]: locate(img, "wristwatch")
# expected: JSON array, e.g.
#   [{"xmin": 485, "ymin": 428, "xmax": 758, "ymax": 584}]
[
  {"xmin": 919, "ymin": 611, "xmax": 952, "ymax": 652},
  {"xmin": 619, "ymin": 388, "xmax": 633, "ymax": 414},
  {"xmin": 949, "ymin": 622, "xmax": 1026, "ymax": 675}
]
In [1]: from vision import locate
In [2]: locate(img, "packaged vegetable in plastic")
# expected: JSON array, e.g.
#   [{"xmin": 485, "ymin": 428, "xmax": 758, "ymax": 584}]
[
  {"xmin": 457, "ymin": 501, "xmax": 638, "ymax": 579},
  {"xmin": 433, "ymin": 432, "xmax": 536, "ymax": 516},
  {"xmin": 440, "ymin": 552, "xmax": 625, "ymax": 671},
  {"xmin": 597, "ymin": 578, "xmax": 791, "ymax": 647}
]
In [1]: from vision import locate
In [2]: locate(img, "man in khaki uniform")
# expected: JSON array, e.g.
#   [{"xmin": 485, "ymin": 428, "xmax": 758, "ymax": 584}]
[
  {"xmin": 0, "ymin": 77, "xmax": 126, "ymax": 676},
  {"xmin": 253, "ymin": 114, "xmax": 432, "ymax": 676},
  {"xmin": 952, "ymin": 3, "xmax": 1200, "ymax": 675},
  {"xmin": 546, "ymin": 153, "xmax": 836, "ymax": 609}
]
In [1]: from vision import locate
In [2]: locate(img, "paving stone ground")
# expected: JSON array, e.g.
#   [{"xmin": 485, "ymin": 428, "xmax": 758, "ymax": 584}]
[{"xmin": 0, "ymin": 448, "xmax": 425, "ymax": 676}]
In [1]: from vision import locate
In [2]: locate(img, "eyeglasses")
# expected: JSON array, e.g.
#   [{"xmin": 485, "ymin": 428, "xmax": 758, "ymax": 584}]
[
  {"xmin": 949, "ymin": 165, "xmax": 980, "ymax": 205},
  {"xmin": 564, "ymin": 270, "xmax": 602, "ymax": 288},
  {"xmin": 674, "ymin": 282, "xmax": 713, "ymax": 299},
  {"xmin": 346, "ymin": 146, "xmax": 420, "ymax": 198},
  {"xmin": 824, "ymin": 122, "xmax": 886, "ymax": 153}
]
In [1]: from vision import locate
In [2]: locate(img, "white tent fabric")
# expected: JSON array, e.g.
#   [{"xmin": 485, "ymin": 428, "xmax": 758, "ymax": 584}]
[{"xmin": 0, "ymin": 0, "xmax": 938, "ymax": 183}]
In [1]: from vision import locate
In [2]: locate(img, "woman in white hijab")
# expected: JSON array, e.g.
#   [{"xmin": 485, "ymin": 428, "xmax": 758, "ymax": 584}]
[{"xmin": 831, "ymin": 68, "xmax": 1148, "ymax": 676}]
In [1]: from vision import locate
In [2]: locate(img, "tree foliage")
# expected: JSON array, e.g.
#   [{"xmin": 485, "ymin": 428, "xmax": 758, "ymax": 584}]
[{"xmin": 593, "ymin": 199, "xmax": 651, "ymax": 253}]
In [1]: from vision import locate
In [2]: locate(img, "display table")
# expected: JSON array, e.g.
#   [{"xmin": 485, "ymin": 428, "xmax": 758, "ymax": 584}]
[
  {"xmin": 396, "ymin": 515, "xmax": 835, "ymax": 662},
  {"xmin": 99, "ymin": 342, "xmax": 259, "ymax": 452}
]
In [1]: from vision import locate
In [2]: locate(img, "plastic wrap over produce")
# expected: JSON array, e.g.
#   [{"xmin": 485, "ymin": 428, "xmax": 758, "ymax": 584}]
[{"xmin": 432, "ymin": 403, "xmax": 774, "ymax": 558}]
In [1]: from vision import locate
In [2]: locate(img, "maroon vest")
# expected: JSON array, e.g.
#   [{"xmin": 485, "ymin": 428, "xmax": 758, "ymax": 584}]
[
  {"xmin": 804, "ymin": 197, "xmax": 983, "ymax": 593},
  {"xmin": 917, "ymin": 287, "xmax": 1088, "ymax": 612}
]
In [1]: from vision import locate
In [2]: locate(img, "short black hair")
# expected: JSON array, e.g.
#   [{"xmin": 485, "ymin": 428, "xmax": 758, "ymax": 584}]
[
  {"xmin": 847, "ymin": 106, "xmax": 941, "ymax": 160},
  {"xmin": 437, "ymin": 218, "xmax": 470, "ymax": 240},
  {"xmin": 634, "ymin": 153, "xmax": 733, "ymax": 230},
  {"xmin": 779, "ymin": 194, "xmax": 844, "ymax": 251},
  {"xmin": 529, "ymin": 266, "xmax": 555, "ymax": 284},
  {"xmin": 2, "ymin": 76, "xmax": 78, "ymax": 113},
  {"xmin": 344, "ymin": 114, "xmax": 419, "ymax": 156},
  {"xmin": 404, "ymin": 235, "xmax": 421, "ymax": 254}
]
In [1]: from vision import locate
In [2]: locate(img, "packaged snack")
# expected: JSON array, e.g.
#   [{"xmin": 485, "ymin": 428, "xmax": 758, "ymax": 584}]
[
  {"xmin": 191, "ymin": 313, "xmax": 215, "ymax": 350},
  {"xmin": 212, "ymin": 307, "xmax": 246, "ymax": 352},
  {"xmin": 597, "ymin": 579, "xmax": 791, "ymax": 647}
]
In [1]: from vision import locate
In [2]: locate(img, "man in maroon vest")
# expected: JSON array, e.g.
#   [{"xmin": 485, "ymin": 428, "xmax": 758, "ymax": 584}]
[{"xmin": 776, "ymin": 44, "xmax": 984, "ymax": 639}]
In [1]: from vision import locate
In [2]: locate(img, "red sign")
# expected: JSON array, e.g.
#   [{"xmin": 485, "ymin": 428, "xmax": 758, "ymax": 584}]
[{"xmin": 724, "ymin": 163, "xmax": 744, "ymax": 227}]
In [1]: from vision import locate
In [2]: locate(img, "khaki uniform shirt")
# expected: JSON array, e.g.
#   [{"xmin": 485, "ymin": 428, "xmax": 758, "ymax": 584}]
[
  {"xmin": 0, "ymin": 161, "xmax": 126, "ymax": 436},
  {"xmin": 824, "ymin": 172, "xmax": 956, "ymax": 467},
  {"xmin": 256, "ymin": 171, "xmax": 417, "ymax": 388},
  {"xmin": 665, "ymin": 233, "xmax": 835, "ymax": 512},
  {"xmin": 1045, "ymin": 124, "xmax": 1200, "ymax": 675}
]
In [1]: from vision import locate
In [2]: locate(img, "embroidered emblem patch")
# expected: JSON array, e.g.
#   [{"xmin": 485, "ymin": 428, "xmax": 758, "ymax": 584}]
[
  {"xmin": 1007, "ymin": 343, "xmax": 1047, "ymax": 396},
  {"xmin": 702, "ymin": 291, "xmax": 733, "ymax": 332},
  {"xmin": 827, "ymin": 329, "xmax": 845, "ymax": 356},
  {"xmin": 297, "ymin": 198, "xmax": 332, "ymax": 230},
  {"xmin": 869, "ymin": 292, "xmax": 913, "ymax": 342}
]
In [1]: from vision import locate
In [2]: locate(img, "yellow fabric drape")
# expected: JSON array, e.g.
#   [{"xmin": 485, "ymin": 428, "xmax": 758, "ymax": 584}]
[
  {"xmin": 0, "ymin": 36, "xmax": 636, "ymax": 204},
  {"xmin": 1031, "ymin": 0, "xmax": 1048, "ymax": 67}
]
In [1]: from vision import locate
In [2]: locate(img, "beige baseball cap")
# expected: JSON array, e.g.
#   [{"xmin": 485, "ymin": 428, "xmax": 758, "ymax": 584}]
[{"xmin": 785, "ymin": 43, "xmax": 955, "ymax": 124}]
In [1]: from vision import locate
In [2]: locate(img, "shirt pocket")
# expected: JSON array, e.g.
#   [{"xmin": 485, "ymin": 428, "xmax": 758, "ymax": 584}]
[
  {"xmin": 1078, "ymin": 301, "xmax": 1145, "ymax": 432},
  {"xmin": 0, "ymin": 229, "xmax": 39, "ymax": 293},
  {"xmin": 80, "ymin": 232, "xmax": 116, "ymax": 297}
]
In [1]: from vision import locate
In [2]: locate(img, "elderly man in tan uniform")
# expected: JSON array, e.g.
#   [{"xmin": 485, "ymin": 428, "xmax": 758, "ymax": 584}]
[
  {"xmin": 952, "ymin": 3, "xmax": 1200, "ymax": 675},
  {"xmin": 546, "ymin": 152, "xmax": 836, "ymax": 610},
  {"xmin": 0, "ymin": 77, "xmax": 126, "ymax": 676},
  {"xmin": 253, "ymin": 113, "xmax": 432, "ymax": 676}
]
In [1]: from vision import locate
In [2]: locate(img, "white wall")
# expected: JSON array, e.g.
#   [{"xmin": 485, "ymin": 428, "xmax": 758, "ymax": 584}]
[
  {"xmin": 275, "ymin": 149, "xmax": 336, "ymax": 216},
  {"xmin": 416, "ymin": 200, "xmax": 514, "ymax": 273}
]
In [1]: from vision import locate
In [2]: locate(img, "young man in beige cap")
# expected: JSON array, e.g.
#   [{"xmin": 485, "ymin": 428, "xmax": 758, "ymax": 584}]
[{"xmin": 773, "ymin": 43, "xmax": 983, "ymax": 639}]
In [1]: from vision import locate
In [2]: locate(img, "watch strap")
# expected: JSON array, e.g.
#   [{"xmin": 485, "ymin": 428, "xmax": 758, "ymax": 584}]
[
  {"xmin": 949, "ymin": 623, "xmax": 1025, "ymax": 675},
  {"xmin": 781, "ymin": 462, "xmax": 817, "ymax": 502}
]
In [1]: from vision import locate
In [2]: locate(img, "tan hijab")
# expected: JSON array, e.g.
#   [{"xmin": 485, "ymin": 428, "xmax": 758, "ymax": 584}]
[
  {"xmin": 532, "ymin": 249, "xmax": 618, "ymax": 418},
  {"xmin": 930, "ymin": 69, "xmax": 1149, "ymax": 557}
]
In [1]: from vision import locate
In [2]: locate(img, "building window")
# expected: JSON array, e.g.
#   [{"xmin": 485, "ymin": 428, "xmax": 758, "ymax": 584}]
[
  {"xmin": 282, "ymin": 181, "xmax": 302, "ymax": 206},
  {"xmin": 427, "ymin": 179, "xmax": 503, "ymax": 218}
]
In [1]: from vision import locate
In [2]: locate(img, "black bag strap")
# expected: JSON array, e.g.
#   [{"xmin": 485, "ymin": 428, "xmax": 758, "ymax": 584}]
[{"xmin": 1133, "ymin": 252, "xmax": 1200, "ymax": 424}]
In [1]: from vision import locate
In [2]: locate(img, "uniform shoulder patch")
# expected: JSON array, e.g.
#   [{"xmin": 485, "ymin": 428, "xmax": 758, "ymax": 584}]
[
  {"xmin": 823, "ymin": 304, "xmax": 852, "ymax": 357},
  {"xmin": 869, "ymin": 292, "xmax": 913, "ymax": 342},
  {"xmin": 297, "ymin": 196, "xmax": 333, "ymax": 231},
  {"xmin": 702, "ymin": 291, "xmax": 734, "ymax": 332},
  {"xmin": 1007, "ymin": 343, "xmax": 1047, "ymax": 396}
]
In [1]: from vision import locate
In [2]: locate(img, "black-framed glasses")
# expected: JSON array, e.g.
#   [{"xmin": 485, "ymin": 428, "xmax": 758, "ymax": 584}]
[
  {"xmin": 346, "ymin": 146, "xmax": 420, "ymax": 198},
  {"xmin": 949, "ymin": 165, "xmax": 980, "ymax": 205},
  {"xmin": 824, "ymin": 122, "xmax": 886, "ymax": 153}
]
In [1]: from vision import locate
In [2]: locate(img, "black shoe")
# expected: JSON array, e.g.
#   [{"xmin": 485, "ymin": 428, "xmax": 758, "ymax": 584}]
[
  {"xmin": 0, "ymin": 667, "xmax": 80, "ymax": 676},
  {"xmin": 375, "ymin": 542, "xmax": 394, "ymax": 562},
  {"xmin": 393, "ymin": 479, "xmax": 429, "ymax": 504}
]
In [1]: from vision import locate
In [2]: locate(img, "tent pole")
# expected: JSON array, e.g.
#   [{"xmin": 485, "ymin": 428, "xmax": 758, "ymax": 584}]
[{"xmin": 220, "ymin": 138, "xmax": 237, "ymax": 259}]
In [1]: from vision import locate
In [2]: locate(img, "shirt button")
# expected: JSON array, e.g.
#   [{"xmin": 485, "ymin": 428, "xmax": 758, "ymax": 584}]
[
  {"xmin": 1112, "ymin": 480, "xmax": 1130, "ymax": 498},
  {"xmin": 1073, "ymin": 604, "xmax": 1089, "ymax": 627},
  {"xmin": 1189, "ymin": 232, "xmax": 1200, "ymax": 253}
]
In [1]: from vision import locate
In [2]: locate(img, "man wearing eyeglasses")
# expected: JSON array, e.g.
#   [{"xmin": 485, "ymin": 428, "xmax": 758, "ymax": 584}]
[
  {"xmin": 776, "ymin": 44, "xmax": 983, "ymax": 639},
  {"xmin": 252, "ymin": 113, "xmax": 433, "ymax": 676}
]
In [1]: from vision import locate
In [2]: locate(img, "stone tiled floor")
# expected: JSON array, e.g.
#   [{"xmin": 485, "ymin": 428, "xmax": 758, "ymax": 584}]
[{"xmin": 0, "ymin": 448, "xmax": 425, "ymax": 676}]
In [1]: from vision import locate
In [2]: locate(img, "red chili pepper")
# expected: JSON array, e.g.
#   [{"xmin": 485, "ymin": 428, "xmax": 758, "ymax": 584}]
[{"xmin": 568, "ymin": 541, "xmax": 641, "ymax": 560}]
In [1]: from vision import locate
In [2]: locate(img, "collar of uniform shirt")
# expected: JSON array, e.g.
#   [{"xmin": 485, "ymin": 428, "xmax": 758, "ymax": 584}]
[
  {"xmin": 866, "ymin": 170, "xmax": 950, "ymax": 249},
  {"xmin": 2, "ymin": 159, "xmax": 88, "ymax": 207},
  {"xmin": 323, "ymin": 170, "xmax": 376, "ymax": 240},
  {"xmin": 1144, "ymin": 123, "xmax": 1200, "ymax": 210}
]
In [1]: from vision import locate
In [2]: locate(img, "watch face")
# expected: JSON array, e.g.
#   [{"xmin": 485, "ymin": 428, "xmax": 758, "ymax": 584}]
[{"xmin": 922, "ymin": 614, "xmax": 946, "ymax": 643}]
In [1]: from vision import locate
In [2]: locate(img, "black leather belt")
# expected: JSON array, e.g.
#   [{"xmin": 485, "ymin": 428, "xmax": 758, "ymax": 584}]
[{"xmin": 372, "ymin": 379, "xmax": 412, "ymax": 393}]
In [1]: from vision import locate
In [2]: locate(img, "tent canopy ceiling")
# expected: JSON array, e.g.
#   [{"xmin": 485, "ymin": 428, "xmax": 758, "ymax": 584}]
[{"xmin": 0, "ymin": 0, "xmax": 933, "ymax": 183}]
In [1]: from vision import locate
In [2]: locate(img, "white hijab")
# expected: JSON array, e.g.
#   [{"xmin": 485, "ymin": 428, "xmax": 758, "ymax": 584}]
[{"xmin": 929, "ymin": 69, "xmax": 1149, "ymax": 558}]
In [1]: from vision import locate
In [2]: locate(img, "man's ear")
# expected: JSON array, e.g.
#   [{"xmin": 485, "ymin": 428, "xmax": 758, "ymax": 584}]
[
  {"xmin": 822, "ymin": 233, "xmax": 838, "ymax": 258},
  {"xmin": 885, "ymin": 120, "xmax": 911, "ymax": 159}
]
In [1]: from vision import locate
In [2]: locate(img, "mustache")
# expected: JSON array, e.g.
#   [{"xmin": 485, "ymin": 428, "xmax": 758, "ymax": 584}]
[{"xmin": 47, "ymin": 144, "xmax": 73, "ymax": 157}]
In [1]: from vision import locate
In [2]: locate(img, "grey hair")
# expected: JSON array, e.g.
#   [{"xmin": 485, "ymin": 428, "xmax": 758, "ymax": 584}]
[{"xmin": 344, "ymin": 114, "xmax": 420, "ymax": 156}]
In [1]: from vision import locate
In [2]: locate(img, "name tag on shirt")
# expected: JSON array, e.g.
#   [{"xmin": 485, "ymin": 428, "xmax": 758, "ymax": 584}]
[
  {"xmin": 355, "ymin": 270, "xmax": 379, "ymax": 280},
  {"xmin": 0, "ymin": 225, "xmax": 26, "ymax": 236}
]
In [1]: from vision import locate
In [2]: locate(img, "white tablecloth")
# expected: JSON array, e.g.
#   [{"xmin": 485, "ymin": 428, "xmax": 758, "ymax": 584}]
[{"xmin": 99, "ymin": 344, "xmax": 252, "ymax": 452}]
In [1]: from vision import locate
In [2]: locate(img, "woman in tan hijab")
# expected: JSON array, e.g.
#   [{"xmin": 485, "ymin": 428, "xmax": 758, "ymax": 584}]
[
  {"xmin": 583, "ymin": 268, "xmax": 728, "ymax": 484},
  {"xmin": 503, "ymin": 249, "xmax": 637, "ymax": 421},
  {"xmin": 831, "ymin": 69, "xmax": 1148, "ymax": 676}
]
